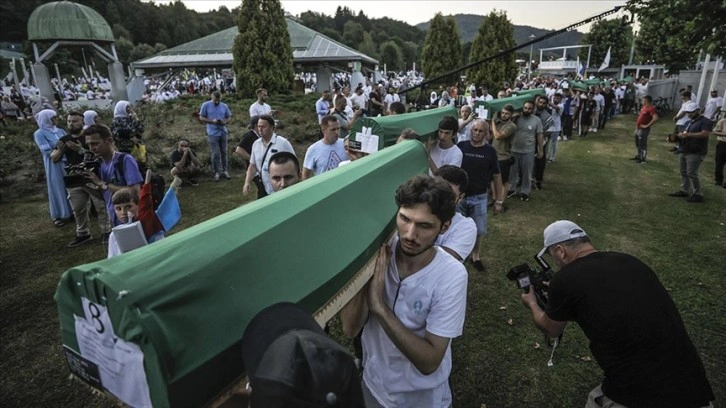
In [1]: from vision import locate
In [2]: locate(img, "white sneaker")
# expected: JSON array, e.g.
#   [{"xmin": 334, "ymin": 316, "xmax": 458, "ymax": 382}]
[
  {"xmin": 593, "ymin": 129, "xmax": 598, "ymax": 133},
  {"xmin": 557, "ymin": 136, "xmax": 562, "ymax": 141},
  {"xmin": 213, "ymin": 173, "xmax": 220, "ymax": 182}
]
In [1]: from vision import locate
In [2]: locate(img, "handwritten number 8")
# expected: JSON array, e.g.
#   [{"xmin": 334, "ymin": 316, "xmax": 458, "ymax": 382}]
[{"xmin": 88, "ymin": 303, "xmax": 105, "ymax": 334}]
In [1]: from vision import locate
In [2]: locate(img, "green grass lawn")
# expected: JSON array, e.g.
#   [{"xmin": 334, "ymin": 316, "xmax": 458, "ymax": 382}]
[{"xmin": 1, "ymin": 108, "xmax": 724, "ymax": 407}]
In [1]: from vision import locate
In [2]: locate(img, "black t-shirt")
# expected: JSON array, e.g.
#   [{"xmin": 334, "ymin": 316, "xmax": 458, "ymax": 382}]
[
  {"xmin": 546, "ymin": 252, "xmax": 714, "ymax": 408},
  {"xmin": 58, "ymin": 133, "xmax": 90, "ymax": 165},
  {"xmin": 456, "ymin": 141, "xmax": 500, "ymax": 196},
  {"xmin": 369, "ymin": 91, "xmax": 382, "ymax": 116},
  {"xmin": 603, "ymin": 91, "xmax": 616, "ymax": 107},
  {"xmin": 238, "ymin": 130, "xmax": 259, "ymax": 155},
  {"xmin": 170, "ymin": 149, "xmax": 195, "ymax": 168}
]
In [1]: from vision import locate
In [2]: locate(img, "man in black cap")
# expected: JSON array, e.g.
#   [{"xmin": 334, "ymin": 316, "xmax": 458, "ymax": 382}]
[
  {"xmin": 238, "ymin": 302, "xmax": 364, "ymax": 408},
  {"xmin": 520, "ymin": 220, "xmax": 714, "ymax": 408}
]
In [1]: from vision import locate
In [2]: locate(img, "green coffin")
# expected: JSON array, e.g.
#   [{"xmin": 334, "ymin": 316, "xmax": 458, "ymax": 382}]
[
  {"xmin": 349, "ymin": 106, "xmax": 457, "ymax": 148},
  {"xmin": 570, "ymin": 81, "xmax": 589, "ymax": 91},
  {"xmin": 512, "ymin": 88, "xmax": 545, "ymax": 97},
  {"xmin": 474, "ymin": 90, "xmax": 544, "ymax": 119},
  {"xmin": 55, "ymin": 141, "xmax": 429, "ymax": 407}
]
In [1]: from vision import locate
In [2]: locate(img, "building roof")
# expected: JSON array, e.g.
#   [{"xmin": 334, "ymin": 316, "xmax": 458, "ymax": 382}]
[
  {"xmin": 28, "ymin": 1, "xmax": 114, "ymax": 43},
  {"xmin": 132, "ymin": 17, "xmax": 378, "ymax": 69}
]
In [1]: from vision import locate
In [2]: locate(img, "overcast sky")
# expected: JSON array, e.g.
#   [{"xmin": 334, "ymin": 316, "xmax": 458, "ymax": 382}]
[{"xmin": 147, "ymin": 0, "xmax": 629, "ymax": 32}]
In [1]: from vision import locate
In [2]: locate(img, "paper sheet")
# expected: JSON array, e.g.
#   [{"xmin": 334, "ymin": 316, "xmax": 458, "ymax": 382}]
[{"xmin": 74, "ymin": 297, "xmax": 152, "ymax": 408}]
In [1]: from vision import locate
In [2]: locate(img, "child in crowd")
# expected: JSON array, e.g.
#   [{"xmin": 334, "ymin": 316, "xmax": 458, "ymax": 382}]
[{"xmin": 107, "ymin": 172, "xmax": 181, "ymax": 258}]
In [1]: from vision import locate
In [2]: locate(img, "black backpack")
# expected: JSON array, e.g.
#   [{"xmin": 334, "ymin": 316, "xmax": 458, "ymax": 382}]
[{"xmin": 113, "ymin": 153, "xmax": 166, "ymax": 210}]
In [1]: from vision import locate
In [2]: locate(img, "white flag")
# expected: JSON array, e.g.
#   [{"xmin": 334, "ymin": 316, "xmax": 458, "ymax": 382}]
[{"xmin": 598, "ymin": 47, "xmax": 611, "ymax": 72}]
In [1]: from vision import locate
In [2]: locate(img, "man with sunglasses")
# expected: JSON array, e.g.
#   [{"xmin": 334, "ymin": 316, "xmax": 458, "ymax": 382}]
[{"xmin": 520, "ymin": 220, "xmax": 714, "ymax": 408}]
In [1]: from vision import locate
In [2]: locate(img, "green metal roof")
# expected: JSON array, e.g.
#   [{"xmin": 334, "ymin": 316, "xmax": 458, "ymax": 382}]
[
  {"xmin": 28, "ymin": 1, "xmax": 114, "ymax": 43},
  {"xmin": 134, "ymin": 17, "xmax": 378, "ymax": 69}
]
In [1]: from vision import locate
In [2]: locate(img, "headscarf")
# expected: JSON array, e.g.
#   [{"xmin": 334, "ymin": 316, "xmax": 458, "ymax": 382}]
[
  {"xmin": 114, "ymin": 100, "xmax": 130, "ymax": 118},
  {"xmin": 37, "ymin": 109, "xmax": 58, "ymax": 131},
  {"xmin": 83, "ymin": 110, "xmax": 98, "ymax": 129}
]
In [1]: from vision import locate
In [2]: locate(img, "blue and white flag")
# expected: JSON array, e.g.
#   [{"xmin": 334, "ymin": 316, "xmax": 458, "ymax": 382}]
[{"xmin": 598, "ymin": 47, "xmax": 611, "ymax": 72}]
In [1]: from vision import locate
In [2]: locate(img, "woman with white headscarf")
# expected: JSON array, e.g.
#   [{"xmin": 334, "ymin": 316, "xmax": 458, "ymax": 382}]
[
  {"xmin": 110, "ymin": 100, "xmax": 144, "ymax": 154},
  {"xmin": 83, "ymin": 110, "xmax": 99, "ymax": 129},
  {"xmin": 33, "ymin": 109, "xmax": 72, "ymax": 226}
]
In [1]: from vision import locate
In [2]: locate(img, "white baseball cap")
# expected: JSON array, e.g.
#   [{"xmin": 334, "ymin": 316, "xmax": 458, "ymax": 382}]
[
  {"xmin": 539, "ymin": 220, "xmax": 588, "ymax": 257},
  {"xmin": 682, "ymin": 101, "xmax": 699, "ymax": 112}
]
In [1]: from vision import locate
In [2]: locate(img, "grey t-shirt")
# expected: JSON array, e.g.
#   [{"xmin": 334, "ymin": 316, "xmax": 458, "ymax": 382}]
[{"xmin": 511, "ymin": 114, "xmax": 543, "ymax": 154}]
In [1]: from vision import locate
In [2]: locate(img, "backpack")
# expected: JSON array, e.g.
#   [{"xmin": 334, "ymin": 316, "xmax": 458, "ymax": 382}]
[{"xmin": 113, "ymin": 153, "xmax": 166, "ymax": 210}]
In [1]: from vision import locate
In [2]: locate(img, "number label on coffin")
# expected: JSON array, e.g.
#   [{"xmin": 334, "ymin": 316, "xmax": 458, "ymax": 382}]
[{"xmin": 73, "ymin": 297, "xmax": 152, "ymax": 408}]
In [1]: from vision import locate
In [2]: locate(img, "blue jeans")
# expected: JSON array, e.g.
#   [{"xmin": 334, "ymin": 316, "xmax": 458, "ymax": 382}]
[
  {"xmin": 207, "ymin": 134, "xmax": 228, "ymax": 174},
  {"xmin": 548, "ymin": 131, "xmax": 560, "ymax": 161},
  {"xmin": 457, "ymin": 193, "xmax": 488, "ymax": 235},
  {"xmin": 679, "ymin": 153, "xmax": 705, "ymax": 195}
]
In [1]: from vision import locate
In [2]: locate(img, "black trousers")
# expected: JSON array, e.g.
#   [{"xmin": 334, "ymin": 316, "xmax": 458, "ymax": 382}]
[
  {"xmin": 715, "ymin": 141, "xmax": 726, "ymax": 184},
  {"xmin": 535, "ymin": 136, "xmax": 550, "ymax": 182},
  {"xmin": 562, "ymin": 115, "xmax": 573, "ymax": 138}
]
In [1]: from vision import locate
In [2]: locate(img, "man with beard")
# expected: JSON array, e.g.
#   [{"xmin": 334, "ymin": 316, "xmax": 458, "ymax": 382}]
[
  {"xmin": 491, "ymin": 104, "xmax": 518, "ymax": 206},
  {"xmin": 533, "ymin": 95, "xmax": 554, "ymax": 190},
  {"xmin": 200, "ymin": 91, "xmax": 232, "ymax": 182},
  {"xmin": 508, "ymin": 100, "xmax": 544, "ymax": 201},
  {"xmin": 668, "ymin": 102, "xmax": 712, "ymax": 203},
  {"xmin": 51, "ymin": 111, "xmax": 111, "ymax": 247},
  {"xmin": 249, "ymin": 88, "xmax": 275, "ymax": 118},
  {"xmin": 243, "ymin": 115, "xmax": 295, "ymax": 198},
  {"xmin": 341, "ymin": 175, "xmax": 467, "ymax": 408}
]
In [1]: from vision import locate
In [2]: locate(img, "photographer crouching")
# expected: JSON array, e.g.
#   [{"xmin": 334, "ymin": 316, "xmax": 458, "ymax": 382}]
[{"xmin": 519, "ymin": 220, "xmax": 714, "ymax": 408}]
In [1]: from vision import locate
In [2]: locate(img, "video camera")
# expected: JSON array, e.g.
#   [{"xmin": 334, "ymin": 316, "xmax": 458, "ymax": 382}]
[
  {"xmin": 506, "ymin": 251, "xmax": 555, "ymax": 310},
  {"xmin": 64, "ymin": 160, "xmax": 100, "ymax": 188}
]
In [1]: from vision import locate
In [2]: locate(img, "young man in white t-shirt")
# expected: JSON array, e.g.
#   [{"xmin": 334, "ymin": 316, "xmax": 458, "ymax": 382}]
[
  {"xmin": 302, "ymin": 115, "xmax": 348, "ymax": 179},
  {"xmin": 434, "ymin": 166, "xmax": 477, "ymax": 262},
  {"xmin": 428, "ymin": 116, "xmax": 463, "ymax": 176},
  {"xmin": 341, "ymin": 175, "xmax": 468, "ymax": 408}
]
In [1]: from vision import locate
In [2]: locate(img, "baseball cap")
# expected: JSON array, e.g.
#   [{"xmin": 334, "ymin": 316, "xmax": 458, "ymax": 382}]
[
  {"xmin": 539, "ymin": 220, "xmax": 588, "ymax": 257},
  {"xmin": 241, "ymin": 302, "xmax": 364, "ymax": 408},
  {"xmin": 682, "ymin": 101, "xmax": 699, "ymax": 112}
]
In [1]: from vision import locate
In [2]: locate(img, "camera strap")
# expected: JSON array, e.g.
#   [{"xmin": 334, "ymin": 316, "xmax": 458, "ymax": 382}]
[{"xmin": 547, "ymin": 337, "xmax": 560, "ymax": 367}]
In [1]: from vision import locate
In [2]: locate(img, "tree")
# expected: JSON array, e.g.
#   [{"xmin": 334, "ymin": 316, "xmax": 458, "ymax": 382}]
[
  {"xmin": 467, "ymin": 10, "xmax": 518, "ymax": 91},
  {"xmin": 380, "ymin": 41, "xmax": 403, "ymax": 71},
  {"xmin": 232, "ymin": 0, "xmax": 294, "ymax": 96},
  {"xmin": 421, "ymin": 13, "xmax": 462, "ymax": 80},
  {"xmin": 626, "ymin": 0, "xmax": 725, "ymax": 58},
  {"xmin": 129, "ymin": 43, "xmax": 156, "ymax": 63},
  {"xmin": 358, "ymin": 32, "xmax": 379, "ymax": 61},
  {"xmin": 635, "ymin": 16, "xmax": 694, "ymax": 73},
  {"xmin": 578, "ymin": 19, "xmax": 633, "ymax": 73},
  {"xmin": 342, "ymin": 21, "xmax": 365, "ymax": 48}
]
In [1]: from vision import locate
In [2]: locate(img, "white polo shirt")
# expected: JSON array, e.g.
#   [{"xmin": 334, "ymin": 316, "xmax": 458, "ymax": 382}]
[
  {"xmin": 362, "ymin": 237, "xmax": 468, "ymax": 407},
  {"xmin": 249, "ymin": 133, "xmax": 295, "ymax": 194},
  {"xmin": 435, "ymin": 212, "xmax": 477, "ymax": 261}
]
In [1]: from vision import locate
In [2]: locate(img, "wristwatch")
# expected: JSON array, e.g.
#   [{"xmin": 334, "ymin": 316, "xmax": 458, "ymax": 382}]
[{"xmin": 100, "ymin": 182, "xmax": 108, "ymax": 191}]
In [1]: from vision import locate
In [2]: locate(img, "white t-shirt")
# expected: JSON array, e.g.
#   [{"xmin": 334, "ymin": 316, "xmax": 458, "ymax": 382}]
[
  {"xmin": 549, "ymin": 103, "xmax": 563, "ymax": 132},
  {"xmin": 250, "ymin": 134, "xmax": 295, "ymax": 194},
  {"xmin": 593, "ymin": 93, "xmax": 605, "ymax": 110},
  {"xmin": 249, "ymin": 102, "xmax": 272, "ymax": 118},
  {"xmin": 457, "ymin": 119, "xmax": 475, "ymax": 143},
  {"xmin": 435, "ymin": 212, "xmax": 477, "ymax": 261},
  {"xmin": 704, "ymin": 96, "xmax": 723, "ymax": 119},
  {"xmin": 429, "ymin": 143, "xmax": 463, "ymax": 176},
  {"xmin": 362, "ymin": 236, "xmax": 468, "ymax": 407},
  {"xmin": 384, "ymin": 93, "xmax": 401, "ymax": 105},
  {"xmin": 303, "ymin": 139, "xmax": 348, "ymax": 176},
  {"xmin": 350, "ymin": 93, "xmax": 368, "ymax": 110}
]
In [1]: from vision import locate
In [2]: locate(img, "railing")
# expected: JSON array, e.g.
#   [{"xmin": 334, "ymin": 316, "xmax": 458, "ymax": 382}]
[{"xmin": 539, "ymin": 61, "xmax": 579, "ymax": 70}]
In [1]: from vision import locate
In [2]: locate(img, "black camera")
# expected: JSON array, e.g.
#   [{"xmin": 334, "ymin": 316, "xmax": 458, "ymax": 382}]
[
  {"xmin": 506, "ymin": 251, "xmax": 554, "ymax": 309},
  {"xmin": 64, "ymin": 160, "xmax": 100, "ymax": 188}
]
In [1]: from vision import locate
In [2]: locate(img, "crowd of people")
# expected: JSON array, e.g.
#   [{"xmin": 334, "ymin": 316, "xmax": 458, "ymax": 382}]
[{"xmin": 22, "ymin": 69, "xmax": 723, "ymax": 407}]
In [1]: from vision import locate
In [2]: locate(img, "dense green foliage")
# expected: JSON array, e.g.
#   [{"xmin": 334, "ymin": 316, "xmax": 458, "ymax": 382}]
[
  {"xmin": 232, "ymin": 0, "xmax": 294, "ymax": 95},
  {"xmin": 578, "ymin": 19, "xmax": 634, "ymax": 72},
  {"xmin": 628, "ymin": 0, "xmax": 725, "ymax": 65},
  {"xmin": 420, "ymin": 13, "xmax": 462, "ymax": 80},
  {"xmin": 299, "ymin": 6, "xmax": 424, "ymax": 71},
  {"xmin": 4, "ymin": 0, "xmax": 236, "ymax": 69},
  {"xmin": 468, "ymin": 10, "xmax": 518, "ymax": 90}
]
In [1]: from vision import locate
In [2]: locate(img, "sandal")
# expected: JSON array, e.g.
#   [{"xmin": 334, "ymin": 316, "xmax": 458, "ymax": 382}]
[{"xmin": 53, "ymin": 219, "xmax": 66, "ymax": 227}]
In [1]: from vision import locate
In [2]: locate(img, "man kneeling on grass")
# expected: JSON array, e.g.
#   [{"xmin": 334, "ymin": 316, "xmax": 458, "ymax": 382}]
[{"xmin": 170, "ymin": 138, "xmax": 201, "ymax": 186}]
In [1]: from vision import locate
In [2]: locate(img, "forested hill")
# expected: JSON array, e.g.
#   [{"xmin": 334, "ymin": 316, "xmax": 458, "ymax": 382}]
[{"xmin": 416, "ymin": 14, "xmax": 584, "ymax": 48}]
